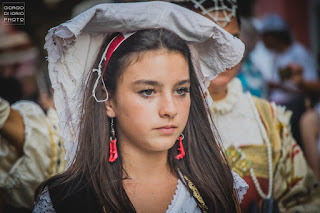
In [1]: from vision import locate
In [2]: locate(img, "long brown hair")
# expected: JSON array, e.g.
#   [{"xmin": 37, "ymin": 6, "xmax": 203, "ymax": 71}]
[{"xmin": 36, "ymin": 29, "xmax": 239, "ymax": 212}]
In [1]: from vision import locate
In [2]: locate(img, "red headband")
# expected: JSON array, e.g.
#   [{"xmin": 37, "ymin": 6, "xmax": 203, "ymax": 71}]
[
  {"xmin": 103, "ymin": 33, "xmax": 132, "ymax": 81},
  {"xmin": 92, "ymin": 32, "xmax": 135, "ymax": 103}
]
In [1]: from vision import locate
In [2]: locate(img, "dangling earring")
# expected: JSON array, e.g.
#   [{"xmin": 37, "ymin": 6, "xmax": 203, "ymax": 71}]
[
  {"xmin": 175, "ymin": 134, "xmax": 185, "ymax": 160},
  {"xmin": 109, "ymin": 118, "xmax": 118, "ymax": 163}
]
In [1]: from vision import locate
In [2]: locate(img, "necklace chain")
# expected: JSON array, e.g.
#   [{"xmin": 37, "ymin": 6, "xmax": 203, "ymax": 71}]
[{"xmin": 242, "ymin": 93, "xmax": 273, "ymax": 199}]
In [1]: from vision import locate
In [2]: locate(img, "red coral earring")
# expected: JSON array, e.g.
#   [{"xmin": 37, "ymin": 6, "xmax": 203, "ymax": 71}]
[
  {"xmin": 109, "ymin": 118, "xmax": 118, "ymax": 163},
  {"xmin": 175, "ymin": 134, "xmax": 185, "ymax": 160}
]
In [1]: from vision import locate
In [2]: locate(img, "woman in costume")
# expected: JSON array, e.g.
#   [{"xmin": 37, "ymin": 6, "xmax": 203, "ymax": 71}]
[
  {"xmin": 0, "ymin": 97, "xmax": 66, "ymax": 211},
  {"xmin": 165, "ymin": 0, "xmax": 320, "ymax": 212},
  {"xmin": 33, "ymin": 2, "xmax": 248, "ymax": 212}
]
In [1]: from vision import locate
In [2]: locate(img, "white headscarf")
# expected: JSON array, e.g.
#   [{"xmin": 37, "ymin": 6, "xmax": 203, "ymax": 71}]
[{"xmin": 45, "ymin": 1, "xmax": 244, "ymax": 166}]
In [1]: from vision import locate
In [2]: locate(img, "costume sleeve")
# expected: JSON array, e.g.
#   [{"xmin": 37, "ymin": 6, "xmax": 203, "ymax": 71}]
[
  {"xmin": 272, "ymin": 103, "xmax": 320, "ymax": 212},
  {"xmin": 0, "ymin": 97, "xmax": 10, "ymax": 129},
  {"xmin": 33, "ymin": 187, "xmax": 56, "ymax": 213},
  {"xmin": 0, "ymin": 101, "xmax": 64, "ymax": 209}
]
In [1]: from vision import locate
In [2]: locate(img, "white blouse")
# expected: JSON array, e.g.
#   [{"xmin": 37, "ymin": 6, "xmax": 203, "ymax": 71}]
[{"xmin": 210, "ymin": 78, "xmax": 264, "ymax": 149}]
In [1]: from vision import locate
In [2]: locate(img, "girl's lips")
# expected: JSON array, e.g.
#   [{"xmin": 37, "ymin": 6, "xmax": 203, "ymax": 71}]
[
  {"xmin": 156, "ymin": 127, "xmax": 176, "ymax": 135},
  {"xmin": 155, "ymin": 125, "xmax": 177, "ymax": 135}
]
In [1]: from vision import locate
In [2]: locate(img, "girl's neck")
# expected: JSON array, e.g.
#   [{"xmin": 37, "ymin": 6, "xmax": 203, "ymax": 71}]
[
  {"xmin": 120, "ymin": 144, "xmax": 173, "ymax": 182},
  {"xmin": 120, "ymin": 142, "xmax": 178, "ymax": 213},
  {"xmin": 209, "ymin": 87, "xmax": 228, "ymax": 101}
]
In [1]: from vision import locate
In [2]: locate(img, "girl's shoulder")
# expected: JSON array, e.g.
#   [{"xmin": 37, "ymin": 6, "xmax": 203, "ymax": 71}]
[{"xmin": 35, "ymin": 177, "xmax": 103, "ymax": 213}]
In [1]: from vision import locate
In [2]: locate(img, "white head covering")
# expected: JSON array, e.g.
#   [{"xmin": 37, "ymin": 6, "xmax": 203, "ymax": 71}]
[{"xmin": 45, "ymin": 1, "xmax": 244, "ymax": 166}]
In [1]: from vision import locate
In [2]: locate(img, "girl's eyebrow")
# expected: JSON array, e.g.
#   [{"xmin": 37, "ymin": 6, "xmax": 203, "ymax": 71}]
[
  {"xmin": 176, "ymin": 79, "xmax": 190, "ymax": 86},
  {"xmin": 132, "ymin": 79, "xmax": 190, "ymax": 87},
  {"xmin": 133, "ymin": 80, "xmax": 162, "ymax": 86}
]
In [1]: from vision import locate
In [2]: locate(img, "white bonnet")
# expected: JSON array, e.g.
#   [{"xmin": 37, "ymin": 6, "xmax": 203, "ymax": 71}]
[{"xmin": 45, "ymin": 1, "xmax": 244, "ymax": 165}]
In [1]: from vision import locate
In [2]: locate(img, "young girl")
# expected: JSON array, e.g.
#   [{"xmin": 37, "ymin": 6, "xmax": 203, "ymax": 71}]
[{"xmin": 33, "ymin": 2, "xmax": 247, "ymax": 212}]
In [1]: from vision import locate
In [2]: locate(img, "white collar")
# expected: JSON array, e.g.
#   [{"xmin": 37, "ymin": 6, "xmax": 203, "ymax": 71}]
[{"xmin": 210, "ymin": 78, "xmax": 243, "ymax": 114}]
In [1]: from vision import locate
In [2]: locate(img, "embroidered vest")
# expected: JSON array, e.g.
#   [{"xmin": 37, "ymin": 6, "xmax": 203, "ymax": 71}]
[{"xmin": 48, "ymin": 176, "xmax": 208, "ymax": 213}]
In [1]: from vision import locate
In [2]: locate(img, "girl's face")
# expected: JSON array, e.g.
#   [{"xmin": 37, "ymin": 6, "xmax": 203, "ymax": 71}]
[{"xmin": 106, "ymin": 50, "xmax": 191, "ymax": 155}]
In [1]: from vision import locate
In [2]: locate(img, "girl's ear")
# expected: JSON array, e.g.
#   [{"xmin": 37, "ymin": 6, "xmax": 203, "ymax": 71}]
[
  {"xmin": 102, "ymin": 85, "xmax": 116, "ymax": 118},
  {"xmin": 105, "ymin": 99, "xmax": 116, "ymax": 118}
]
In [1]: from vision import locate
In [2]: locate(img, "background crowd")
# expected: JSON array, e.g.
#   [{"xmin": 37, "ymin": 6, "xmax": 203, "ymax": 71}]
[{"xmin": 0, "ymin": 0, "xmax": 320, "ymax": 212}]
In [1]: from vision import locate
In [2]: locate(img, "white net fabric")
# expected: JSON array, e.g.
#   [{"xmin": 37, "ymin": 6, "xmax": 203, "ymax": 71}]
[{"xmin": 170, "ymin": 0, "xmax": 237, "ymax": 27}]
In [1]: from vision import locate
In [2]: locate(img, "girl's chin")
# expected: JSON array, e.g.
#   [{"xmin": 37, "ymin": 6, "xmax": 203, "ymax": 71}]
[{"xmin": 146, "ymin": 142, "xmax": 176, "ymax": 153}]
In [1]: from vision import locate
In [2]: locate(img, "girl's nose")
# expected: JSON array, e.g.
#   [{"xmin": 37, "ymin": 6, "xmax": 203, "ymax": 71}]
[{"xmin": 159, "ymin": 94, "xmax": 178, "ymax": 119}]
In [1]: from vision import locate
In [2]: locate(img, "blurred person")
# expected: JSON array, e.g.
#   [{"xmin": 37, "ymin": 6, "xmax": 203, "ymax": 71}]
[
  {"xmin": 0, "ymin": 93, "xmax": 66, "ymax": 212},
  {"xmin": 249, "ymin": 19, "xmax": 275, "ymax": 85},
  {"xmin": 237, "ymin": 17, "xmax": 267, "ymax": 98},
  {"xmin": 300, "ymin": 104, "xmax": 320, "ymax": 181},
  {"xmin": 163, "ymin": 0, "xmax": 320, "ymax": 212},
  {"xmin": 287, "ymin": 63, "xmax": 320, "ymax": 96},
  {"xmin": 285, "ymin": 62, "xmax": 320, "ymax": 181},
  {"xmin": 260, "ymin": 14, "xmax": 318, "ymax": 144},
  {"xmin": 0, "ymin": 76, "xmax": 23, "ymax": 105},
  {"xmin": 260, "ymin": 14, "xmax": 318, "ymax": 101}
]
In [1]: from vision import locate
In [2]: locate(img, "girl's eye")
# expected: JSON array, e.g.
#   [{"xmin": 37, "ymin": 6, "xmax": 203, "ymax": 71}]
[
  {"xmin": 176, "ymin": 87, "xmax": 190, "ymax": 96},
  {"xmin": 139, "ymin": 89, "xmax": 155, "ymax": 97}
]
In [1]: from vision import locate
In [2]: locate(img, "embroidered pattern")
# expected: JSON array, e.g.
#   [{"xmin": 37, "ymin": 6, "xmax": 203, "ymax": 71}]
[
  {"xmin": 225, "ymin": 146, "xmax": 251, "ymax": 177},
  {"xmin": 183, "ymin": 176, "xmax": 208, "ymax": 213}
]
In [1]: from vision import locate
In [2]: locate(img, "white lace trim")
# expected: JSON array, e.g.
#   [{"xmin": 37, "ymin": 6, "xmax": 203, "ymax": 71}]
[
  {"xmin": 166, "ymin": 179, "xmax": 184, "ymax": 212},
  {"xmin": 232, "ymin": 171, "xmax": 249, "ymax": 203},
  {"xmin": 33, "ymin": 187, "xmax": 55, "ymax": 213},
  {"xmin": 210, "ymin": 78, "xmax": 243, "ymax": 114},
  {"xmin": 167, "ymin": 171, "xmax": 248, "ymax": 211},
  {"xmin": 271, "ymin": 102, "xmax": 292, "ymax": 126}
]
